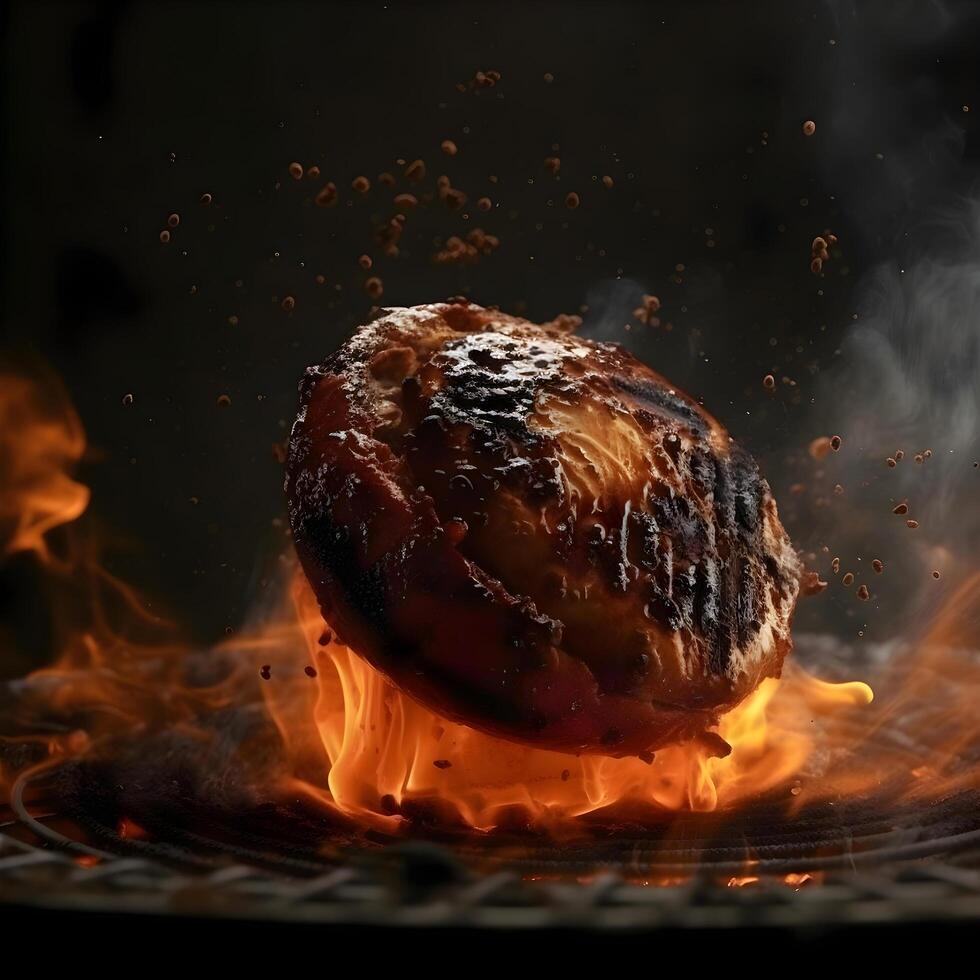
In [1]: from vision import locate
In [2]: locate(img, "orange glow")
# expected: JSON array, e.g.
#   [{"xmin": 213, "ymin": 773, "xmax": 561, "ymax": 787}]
[
  {"xmin": 0, "ymin": 370, "xmax": 88, "ymax": 560},
  {"xmin": 4, "ymin": 363, "xmax": 980, "ymax": 850},
  {"xmin": 259, "ymin": 572, "xmax": 872, "ymax": 830}
]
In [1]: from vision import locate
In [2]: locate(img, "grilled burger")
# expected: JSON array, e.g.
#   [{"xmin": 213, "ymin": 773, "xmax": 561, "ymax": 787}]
[{"xmin": 286, "ymin": 302, "xmax": 802, "ymax": 757}]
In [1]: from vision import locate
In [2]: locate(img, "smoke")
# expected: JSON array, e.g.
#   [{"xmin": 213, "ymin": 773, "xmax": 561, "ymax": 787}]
[{"xmin": 794, "ymin": 2, "xmax": 980, "ymax": 637}]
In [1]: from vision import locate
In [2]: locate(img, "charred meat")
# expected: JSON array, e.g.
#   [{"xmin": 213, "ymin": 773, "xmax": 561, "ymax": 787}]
[{"xmin": 286, "ymin": 303, "xmax": 802, "ymax": 756}]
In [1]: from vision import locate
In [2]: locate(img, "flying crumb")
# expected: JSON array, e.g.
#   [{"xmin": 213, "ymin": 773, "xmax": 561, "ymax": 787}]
[
  {"xmin": 892, "ymin": 503, "xmax": 908, "ymax": 515},
  {"xmin": 886, "ymin": 457, "xmax": 896, "ymax": 467},
  {"xmin": 602, "ymin": 175, "xmax": 614, "ymax": 188},
  {"xmin": 544, "ymin": 72, "xmax": 554, "ymax": 83},
  {"xmin": 833, "ymin": 483, "xmax": 844, "ymax": 495},
  {"xmin": 895, "ymin": 450, "xmax": 905, "ymax": 461},
  {"xmin": 304, "ymin": 665, "xmax": 318, "ymax": 678},
  {"xmin": 808, "ymin": 436, "xmax": 833, "ymax": 460},
  {"xmin": 441, "ymin": 139, "xmax": 458, "ymax": 156},
  {"xmin": 872, "ymin": 559, "xmax": 883, "ymax": 574},
  {"xmin": 393, "ymin": 193, "xmax": 418, "ymax": 209},
  {"xmin": 404, "ymin": 159, "xmax": 426, "ymax": 182},
  {"xmin": 159, "ymin": 229, "xmax": 171, "ymax": 244},
  {"xmin": 803, "ymin": 120, "xmax": 816, "ymax": 136},
  {"xmin": 544, "ymin": 156, "xmax": 561, "ymax": 175},
  {"xmin": 831, "ymin": 557, "xmax": 840, "ymax": 574},
  {"xmin": 906, "ymin": 519, "xmax": 919, "ymax": 528},
  {"xmin": 307, "ymin": 165, "xmax": 321, "ymax": 179},
  {"xmin": 433, "ymin": 759, "xmax": 452, "ymax": 769},
  {"xmin": 443, "ymin": 187, "xmax": 467, "ymax": 209},
  {"xmin": 315, "ymin": 182, "xmax": 338, "ymax": 207},
  {"xmin": 217, "ymin": 394, "xmax": 232, "ymax": 407},
  {"xmin": 477, "ymin": 196, "xmax": 492, "ymax": 211},
  {"xmin": 763, "ymin": 374, "xmax": 775, "ymax": 389},
  {"xmin": 856, "ymin": 584, "xmax": 870, "ymax": 601},
  {"xmin": 565, "ymin": 191, "xmax": 580, "ymax": 209},
  {"xmin": 259, "ymin": 665, "xmax": 271, "ymax": 680},
  {"xmin": 365, "ymin": 276, "xmax": 384, "ymax": 298},
  {"xmin": 281, "ymin": 295, "xmax": 295, "ymax": 312},
  {"xmin": 288, "ymin": 162, "xmax": 304, "ymax": 180},
  {"xmin": 167, "ymin": 213, "xmax": 180, "ymax": 228},
  {"xmin": 842, "ymin": 572, "xmax": 855, "ymax": 586},
  {"xmin": 358, "ymin": 254, "xmax": 373, "ymax": 270},
  {"xmin": 633, "ymin": 294, "xmax": 661, "ymax": 326},
  {"xmin": 352, "ymin": 176, "xmax": 371, "ymax": 194},
  {"xmin": 830, "ymin": 435, "xmax": 842, "ymax": 451},
  {"xmin": 122, "ymin": 393, "xmax": 134, "ymax": 407},
  {"xmin": 932, "ymin": 570, "xmax": 941, "ymax": 579},
  {"xmin": 200, "ymin": 192, "xmax": 212, "ymax": 205}
]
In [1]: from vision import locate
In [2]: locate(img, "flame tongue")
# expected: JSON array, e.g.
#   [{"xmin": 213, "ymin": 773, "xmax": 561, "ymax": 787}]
[
  {"xmin": 0, "ymin": 371, "xmax": 88, "ymax": 560},
  {"xmin": 13, "ymin": 363, "xmax": 980, "ymax": 840}
]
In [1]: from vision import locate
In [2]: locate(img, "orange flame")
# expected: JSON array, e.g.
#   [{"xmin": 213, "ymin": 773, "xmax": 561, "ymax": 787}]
[
  {"xmin": 6, "ymin": 364, "xmax": 980, "ymax": 843},
  {"xmin": 257, "ymin": 572, "xmax": 872, "ymax": 830},
  {"xmin": 0, "ymin": 370, "xmax": 88, "ymax": 560}
]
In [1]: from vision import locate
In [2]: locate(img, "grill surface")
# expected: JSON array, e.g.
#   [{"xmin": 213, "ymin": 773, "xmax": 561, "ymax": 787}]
[
  {"xmin": 3, "ymin": 762, "xmax": 980, "ymax": 930},
  {"xmin": 3, "ymin": 637, "xmax": 980, "ymax": 930}
]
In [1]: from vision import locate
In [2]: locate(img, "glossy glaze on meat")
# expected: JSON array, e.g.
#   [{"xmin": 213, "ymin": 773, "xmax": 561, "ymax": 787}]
[{"xmin": 286, "ymin": 302, "xmax": 802, "ymax": 757}]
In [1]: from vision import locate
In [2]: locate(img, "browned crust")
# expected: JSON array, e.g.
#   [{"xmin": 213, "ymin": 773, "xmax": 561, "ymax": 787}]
[{"xmin": 286, "ymin": 302, "xmax": 801, "ymax": 756}]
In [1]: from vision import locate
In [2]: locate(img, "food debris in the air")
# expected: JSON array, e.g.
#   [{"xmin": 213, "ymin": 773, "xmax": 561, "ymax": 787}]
[
  {"xmin": 842, "ymin": 572, "xmax": 855, "ymax": 587},
  {"xmin": 217, "ymin": 394, "xmax": 232, "ymax": 407},
  {"xmin": 393, "ymin": 193, "xmax": 418, "ymax": 209},
  {"xmin": 358, "ymin": 254, "xmax": 373, "ymax": 270},
  {"xmin": 565, "ymin": 191, "xmax": 580, "ymax": 209},
  {"xmin": 200, "ymin": 192, "xmax": 213, "ymax": 205},
  {"xmin": 932, "ymin": 570, "xmax": 942, "ymax": 579},
  {"xmin": 893, "ymin": 503, "xmax": 909, "ymax": 515},
  {"xmin": 365, "ymin": 276, "xmax": 384, "ymax": 298},
  {"xmin": 906, "ymin": 519, "xmax": 919, "ymax": 529},
  {"xmin": 259, "ymin": 665, "xmax": 271, "ymax": 680},
  {"xmin": 281, "ymin": 295, "xmax": 296, "ymax": 312},
  {"xmin": 288, "ymin": 162, "xmax": 304, "ymax": 180},
  {"xmin": 872, "ymin": 559, "xmax": 883, "ymax": 574},
  {"xmin": 633, "ymin": 294, "xmax": 662, "ymax": 326},
  {"xmin": 352, "ymin": 175, "xmax": 371, "ymax": 194},
  {"xmin": 602, "ymin": 175, "xmax": 614, "ymax": 188},
  {"xmin": 809, "ymin": 436, "xmax": 833, "ymax": 460},
  {"xmin": 441, "ymin": 139, "xmax": 458, "ymax": 156},
  {"xmin": 803, "ymin": 120, "xmax": 816, "ymax": 136},
  {"xmin": 544, "ymin": 156, "xmax": 561, "ymax": 175},
  {"xmin": 763, "ymin": 374, "xmax": 776, "ymax": 389},
  {"xmin": 830, "ymin": 435, "xmax": 842, "ymax": 451},
  {"xmin": 159, "ymin": 230, "xmax": 171, "ymax": 244},
  {"xmin": 887, "ymin": 457, "xmax": 897, "ymax": 467},
  {"xmin": 167, "ymin": 213, "xmax": 180, "ymax": 228},
  {"xmin": 831, "ymin": 557, "xmax": 840, "ymax": 574},
  {"xmin": 477, "ymin": 196, "xmax": 492, "ymax": 211},
  {"xmin": 433, "ymin": 228, "xmax": 500, "ymax": 265},
  {"xmin": 404, "ymin": 159, "xmax": 426, "ymax": 182},
  {"xmin": 856, "ymin": 584, "xmax": 870, "ymax": 601},
  {"xmin": 315, "ymin": 182, "xmax": 338, "ymax": 207}
]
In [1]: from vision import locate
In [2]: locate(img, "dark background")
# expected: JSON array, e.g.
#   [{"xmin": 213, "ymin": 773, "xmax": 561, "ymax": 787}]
[{"xmin": 3, "ymin": 0, "xmax": 979, "ymax": 652}]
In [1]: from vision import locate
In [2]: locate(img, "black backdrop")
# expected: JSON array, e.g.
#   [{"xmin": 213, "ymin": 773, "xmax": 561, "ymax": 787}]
[{"xmin": 3, "ymin": 0, "xmax": 980, "ymax": 651}]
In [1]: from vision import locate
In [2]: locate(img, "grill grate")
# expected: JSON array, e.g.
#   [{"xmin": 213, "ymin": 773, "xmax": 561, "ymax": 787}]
[{"xmin": 3, "ymin": 763, "xmax": 980, "ymax": 930}]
